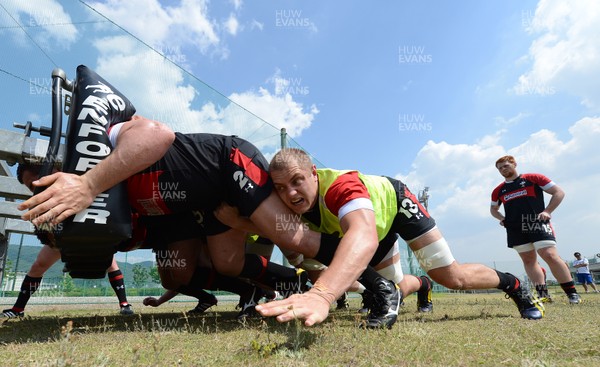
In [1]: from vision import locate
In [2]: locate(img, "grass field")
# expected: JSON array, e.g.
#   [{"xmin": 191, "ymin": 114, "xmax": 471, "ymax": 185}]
[{"xmin": 1, "ymin": 291, "xmax": 599, "ymax": 367}]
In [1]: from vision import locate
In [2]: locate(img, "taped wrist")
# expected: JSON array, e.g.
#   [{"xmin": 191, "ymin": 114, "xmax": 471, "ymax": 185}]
[{"xmin": 310, "ymin": 279, "xmax": 337, "ymax": 305}]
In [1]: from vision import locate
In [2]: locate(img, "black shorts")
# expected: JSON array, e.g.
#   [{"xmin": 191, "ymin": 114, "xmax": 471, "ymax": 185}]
[
  {"xmin": 370, "ymin": 232, "xmax": 399, "ymax": 266},
  {"xmin": 504, "ymin": 220, "xmax": 556, "ymax": 247},
  {"xmin": 142, "ymin": 211, "xmax": 207, "ymax": 251},
  {"xmin": 129, "ymin": 133, "xmax": 273, "ymax": 236},
  {"xmin": 386, "ymin": 177, "xmax": 437, "ymax": 242}
]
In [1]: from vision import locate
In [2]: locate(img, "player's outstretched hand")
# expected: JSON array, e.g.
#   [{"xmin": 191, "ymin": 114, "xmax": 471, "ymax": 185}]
[
  {"xmin": 143, "ymin": 297, "xmax": 161, "ymax": 307},
  {"xmin": 255, "ymin": 290, "xmax": 332, "ymax": 326},
  {"xmin": 19, "ymin": 172, "xmax": 95, "ymax": 226}
]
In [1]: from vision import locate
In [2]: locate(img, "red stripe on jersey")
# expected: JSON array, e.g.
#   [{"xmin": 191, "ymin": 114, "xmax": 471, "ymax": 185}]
[
  {"xmin": 229, "ymin": 148, "xmax": 268, "ymax": 186},
  {"xmin": 323, "ymin": 172, "xmax": 371, "ymax": 216},
  {"xmin": 402, "ymin": 186, "xmax": 431, "ymax": 218},
  {"xmin": 521, "ymin": 173, "xmax": 552, "ymax": 188},
  {"xmin": 126, "ymin": 171, "xmax": 171, "ymax": 215}
]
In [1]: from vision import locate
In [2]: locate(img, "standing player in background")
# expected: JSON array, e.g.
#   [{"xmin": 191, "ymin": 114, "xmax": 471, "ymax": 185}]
[
  {"xmin": 491, "ymin": 155, "xmax": 581, "ymax": 304},
  {"xmin": 572, "ymin": 252, "xmax": 599, "ymax": 293}
]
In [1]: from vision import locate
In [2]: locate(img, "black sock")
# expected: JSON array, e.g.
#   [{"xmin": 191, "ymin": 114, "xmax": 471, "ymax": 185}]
[
  {"xmin": 496, "ymin": 271, "xmax": 518, "ymax": 292},
  {"xmin": 357, "ymin": 265, "xmax": 385, "ymax": 291},
  {"xmin": 313, "ymin": 233, "xmax": 340, "ymax": 265},
  {"xmin": 13, "ymin": 275, "xmax": 43, "ymax": 311},
  {"xmin": 175, "ymin": 268, "xmax": 215, "ymax": 301},
  {"xmin": 177, "ymin": 268, "xmax": 252, "ymax": 300},
  {"xmin": 239, "ymin": 254, "xmax": 298, "ymax": 289},
  {"xmin": 418, "ymin": 276, "xmax": 431, "ymax": 293},
  {"xmin": 205, "ymin": 269, "xmax": 255, "ymax": 296},
  {"xmin": 108, "ymin": 270, "xmax": 128, "ymax": 305},
  {"xmin": 560, "ymin": 281, "xmax": 577, "ymax": 295},
  {"xmin": 535, "ymin": 284, "xmax": 549, "ymax": 297}
]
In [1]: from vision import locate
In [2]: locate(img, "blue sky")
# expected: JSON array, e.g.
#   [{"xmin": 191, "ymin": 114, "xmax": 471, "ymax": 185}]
[{"xmin": 1, "ymin": 0, "xmax": 600, "ymax": 278}]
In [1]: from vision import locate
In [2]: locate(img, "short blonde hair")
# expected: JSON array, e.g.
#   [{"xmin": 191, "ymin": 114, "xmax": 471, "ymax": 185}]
[{"xmin": 270, "ymin": 148, "xmax": 313, "ymax": 172}]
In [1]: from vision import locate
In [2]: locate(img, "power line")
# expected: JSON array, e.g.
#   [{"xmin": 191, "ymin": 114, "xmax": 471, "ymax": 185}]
[
  {"xmin": 0, "ymin": 2, "xmax": 58, "ymax": 67},
  {"xmin": 0, "ymin": 0, "xmax": 319, "ymax": 163},
  {"xmin": 77, "ymin": 0, "xmax": 284, "ymax": 136},
  {"xmin": 0, "ymin": 67, "xmax": 51, "ymax": 94},
  {"xmin": 0, "ymin": 20, "xmax": 107, "ymax": 30}
]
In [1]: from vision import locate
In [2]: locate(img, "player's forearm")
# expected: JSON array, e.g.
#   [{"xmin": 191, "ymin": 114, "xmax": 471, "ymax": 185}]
[
  {"xmin": 232, "ymin": 217, "xmax": 264, "ymax": 236},
  {"xmin": 544, "ymin": 193, "xmax": 564, "ymax": 214},
  {"xmin": 84, "ymin": 120, "xmax": 175, "ymax": 196},
  {"xmin": 158, "ymin": 290, "xmax": 179, "ymax": 304},
  {"xmin": 490, "ymin": 206, "xmax": 504, "ymax": 221},
  {"xmin": 312, "ymin": 229, "xmax": 378, "ymax": 301}
]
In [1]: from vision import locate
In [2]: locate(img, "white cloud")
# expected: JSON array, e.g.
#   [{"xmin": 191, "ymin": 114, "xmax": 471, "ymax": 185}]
[
  {"xmin": 224, "ymin": 13, "xmax": 239, "ymax": 36},
  {"xmin": 88, "ymin": 0, "xmax": 220, "ymax": 55},
  {"xmin": 494, "ymin": 112, "xmax": 530, "ymax": 128},
  {"xmin": 230, "ymin": 0, "xmax": 243, "ymax": 11},
  {"xmin": 92, "ymin": 42, "xmax": 316, "ymax": 152},
  {"xmin": 397, "ymin": 117, "xmax": 600, "ymax": 265},
  {"xmin": 1, "ymin": 0, "xmax": 78, "ymax": 47},
  {"xmin": 250, "ymin": 20, "xmax": 264, "ymax": 31},
  {"xmin": 515, "ymin": 0, "xmax": 600, "ymax": 109},
  {"xmin": 228, "ymin": 87, "xmax": 318, "ymax": 143}
]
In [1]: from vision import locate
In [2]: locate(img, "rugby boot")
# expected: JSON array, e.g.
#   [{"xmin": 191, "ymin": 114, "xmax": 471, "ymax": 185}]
[
  {"xmin": 336, "ymin": 292, "xmax": 350, "ymax": 310},
  {"xmin": 264, "ymin": 289, "xmax": 280, "ymax": 302},
  {"xmin": 236, "ymin": 287, "xmax": 264, "ymax": 321},
  {"xmin": 364, "ymin": 277, "xmax": 402, "ymax": 329},
  {"xmin": 568, "ymin": 293, "xmax": 581, "ymax": 304},
  {"xmin": 119, "ymin": 303, "xmax": 135, "ymax": 315},
  {"xmin": 504, "ymin": 277, "xmax": 544, "ymax": 320},
  {"xmin": 536, "ymin": 284, "xmax": 553, "ymax": 303},
  {"xmin": 1, "ymin": 308, "xmax": 24, "ymax": 319},
  {"xmin": 188, "ymin": 292, "xmax": 218, "ymax": 314},
  {"xmin": 359, "ymin": 290, "xmax": 373, "ymax": 313}
]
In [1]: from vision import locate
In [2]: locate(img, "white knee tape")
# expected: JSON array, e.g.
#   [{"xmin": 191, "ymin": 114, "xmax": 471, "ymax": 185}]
[
  {"xmin": 377, "ymin": 261, "xmax": 404, "ymax": 284},
  {"xmin": 413, "ymin": 238, "xmax": 455, "ymax": 271},
  {"xmin": 376, "ymin": 243, "xmax": 404, "ymax": 283}
]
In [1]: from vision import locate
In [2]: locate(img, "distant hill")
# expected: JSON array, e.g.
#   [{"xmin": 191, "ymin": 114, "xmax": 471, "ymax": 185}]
[{"xmin": 3, "ymin": 244, "xmax": 155, "ymax": 288}]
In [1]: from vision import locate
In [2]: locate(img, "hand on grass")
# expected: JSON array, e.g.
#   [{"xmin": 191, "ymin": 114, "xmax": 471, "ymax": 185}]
[{"xmin": 255, "ymin": 290, "xmax": 332, "ymax": 326}]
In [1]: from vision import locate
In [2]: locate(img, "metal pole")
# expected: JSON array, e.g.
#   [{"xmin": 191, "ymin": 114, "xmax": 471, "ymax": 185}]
[
  {"xmin": 12, "ymin": 233, "xmax": 25, "ymax": 291},
  {"xmin": 280, "ymin": 128, "xmax": 287, "ymax": 149},
  {"xmin": 279, "ymin": 128, "xmax": 291, "ymax": 267}
]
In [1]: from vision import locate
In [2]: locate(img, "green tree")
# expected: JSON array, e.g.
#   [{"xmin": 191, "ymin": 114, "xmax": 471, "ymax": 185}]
[
  {"xmin": 62, "ymin": 274, "xmax": 76, "ymax": 294},
  {"xmin": 132, "ymin": 264, "xmax": 149, "ymax": 288},
  {"xmin": 149, "ymin": 266, "xmax": 160, "ymax": 284},
  {"xmin": 2, "ymin": 259, "xmax": 16, "ymax": 291}
]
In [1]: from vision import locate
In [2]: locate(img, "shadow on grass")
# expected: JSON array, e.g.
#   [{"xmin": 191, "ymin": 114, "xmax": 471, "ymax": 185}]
[
  {"xmin": 0, "ymin": 310, "xmax": 317, "ymax": 345},
  {"xmin": 410, "ymin": 312, "xmax": 514, "ymax": 323},
  {"xmin": 329, "ymin": 307, "xmax": 515, "ymax": 325},
  {"xmin": 0, "ymin": 310, "xmax": 324, "ymax": 354}
]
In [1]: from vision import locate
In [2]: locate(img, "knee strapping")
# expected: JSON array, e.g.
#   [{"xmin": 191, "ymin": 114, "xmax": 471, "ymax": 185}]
[{"xmin": 413, "ymin": 238, "xmax": 455, "ymax": 272}]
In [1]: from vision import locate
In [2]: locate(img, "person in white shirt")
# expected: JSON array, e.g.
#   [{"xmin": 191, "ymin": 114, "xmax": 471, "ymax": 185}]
[{"xmin": 572, "ymin": 252, "xmax": 599, "ymax": 293}]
